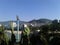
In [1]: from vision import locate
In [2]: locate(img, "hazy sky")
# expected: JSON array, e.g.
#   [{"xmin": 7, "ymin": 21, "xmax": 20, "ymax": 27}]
[{"xmin": 0, "ymin": 0, "xmax": 60, "ymax": 21}]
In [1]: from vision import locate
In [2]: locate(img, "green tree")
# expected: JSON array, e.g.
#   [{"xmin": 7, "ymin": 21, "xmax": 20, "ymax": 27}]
[
  {"xmin": 40, "ymin": 25, "xmax": 49, "ymax": 33},
  {"xmin": 0, "ymin": 24, "xmax": 9, "ymax": 45},
  {"xmin": 10, "ymin": 21, "xmax": 16, "ymax": 45}
]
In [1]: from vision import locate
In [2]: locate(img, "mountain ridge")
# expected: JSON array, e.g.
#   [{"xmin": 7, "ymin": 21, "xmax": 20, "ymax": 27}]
[{"xmin": 0, "ymin": 19, "xmax": 52, "ymax": 28}]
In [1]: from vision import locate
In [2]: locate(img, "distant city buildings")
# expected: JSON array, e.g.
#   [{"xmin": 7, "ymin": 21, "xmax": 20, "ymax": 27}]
[
  {"xmin": 0, "ymin": 24, "xmax": 2, "ymax": 27},
  {"xmin": 12, "ymin": 22, "xmax": 17, "ymax": 27}
]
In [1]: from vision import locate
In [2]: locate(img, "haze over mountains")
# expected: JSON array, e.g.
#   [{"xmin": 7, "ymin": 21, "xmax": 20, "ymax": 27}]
[{"xmin": 0, "ymin": 19, "xmax": 52, "ymax": 27}]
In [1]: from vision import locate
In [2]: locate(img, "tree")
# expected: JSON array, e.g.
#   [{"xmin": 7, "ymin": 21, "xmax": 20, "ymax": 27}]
[
  {"xmin": 10, "ymin": 21, "xmax": 16, "ymax": 45},
  {"xmin": 52, "ymin": 19, "xmax": 58, "ymax": 24},
  {"xmin": 0, "ymin": 24, "xmax": 9, "ymax": 45},
  {"xmin": 40, "ymin": 25, "xmax": 49, "ymax": 33}
]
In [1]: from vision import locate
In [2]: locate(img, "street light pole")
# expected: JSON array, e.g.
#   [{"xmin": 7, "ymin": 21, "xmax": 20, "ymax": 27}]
[{"xmin": 16, "ymin": 16, "xmax": 20, "ymax": 42}]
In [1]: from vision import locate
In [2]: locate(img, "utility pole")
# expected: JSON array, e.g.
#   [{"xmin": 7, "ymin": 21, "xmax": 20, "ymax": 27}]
[{"xmin": 16, "ymin": 15, "xmax": 20, "ymax": 42}]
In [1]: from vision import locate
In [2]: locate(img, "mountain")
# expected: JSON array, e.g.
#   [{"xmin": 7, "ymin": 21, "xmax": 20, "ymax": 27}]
[
  {"xmin": 29, "ymin": 19, "xmax": 52, "ymax": 23},
  {"xmin": 0, "ymin": 19, "xmax": 52, "ymax": 29},
  {"xmin": 28, "ymin": 19, "xmax": 52, "ymax": 27},
  {"xmin": 0, "ymin": 21, "xmax": 26, "ymax": 30},
  {"xmin": 0, "ymin": 21, "xmax": 26, "ymax": 26}
]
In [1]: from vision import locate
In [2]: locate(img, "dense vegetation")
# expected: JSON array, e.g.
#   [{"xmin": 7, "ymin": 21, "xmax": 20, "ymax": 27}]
[{"xmin": 0, "ymin": 19, "xmax": 60, "ymax": 45}]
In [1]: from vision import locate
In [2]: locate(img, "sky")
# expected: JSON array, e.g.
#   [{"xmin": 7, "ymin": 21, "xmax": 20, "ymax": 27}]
[{"xmin": 0, "ymin": 0, "xmax": 60, "ymax": 21}]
